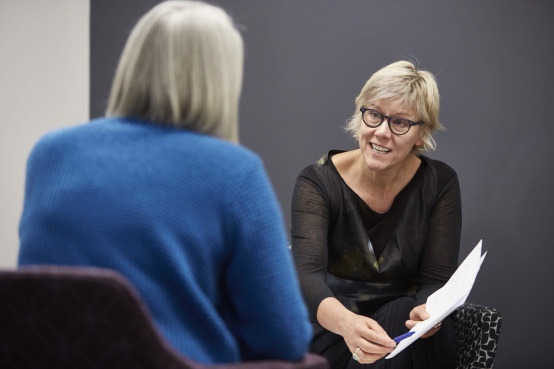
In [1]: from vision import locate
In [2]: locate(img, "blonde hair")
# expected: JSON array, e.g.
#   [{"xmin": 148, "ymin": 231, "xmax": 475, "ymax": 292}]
[
  {"xmin": 106, "ymin": 0, "xmax": 244, "ymax": 143},
  {"xmin": 345, "ymin": 61, "xmax": 442, "ymax": 151}
]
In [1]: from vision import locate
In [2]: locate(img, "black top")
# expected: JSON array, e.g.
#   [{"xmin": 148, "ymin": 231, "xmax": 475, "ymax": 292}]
[{"xmin": 291, "ymin": 151, "xmax": 462, "ymax": 321}]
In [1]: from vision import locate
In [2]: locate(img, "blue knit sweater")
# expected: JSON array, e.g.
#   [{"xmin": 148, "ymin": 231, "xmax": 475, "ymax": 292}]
[{"xmin": 18, "ymin": 117, "xmax": 311, "ymax": 364}]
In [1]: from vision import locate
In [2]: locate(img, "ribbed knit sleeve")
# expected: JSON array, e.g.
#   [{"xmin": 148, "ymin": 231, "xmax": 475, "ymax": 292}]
[{"xmin": 222, "ymin": 157, "xmax": 312, "ymax": 361}]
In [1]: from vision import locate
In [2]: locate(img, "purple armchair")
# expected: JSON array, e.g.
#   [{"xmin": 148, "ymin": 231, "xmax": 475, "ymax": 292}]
[{"xmin": 0, "ymin": 266, "xmax": 328, "ymax": 369}]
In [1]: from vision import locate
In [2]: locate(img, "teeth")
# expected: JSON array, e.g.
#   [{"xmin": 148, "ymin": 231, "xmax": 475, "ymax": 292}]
[{"xmin": 371, "ymin": 143, "xmax": 390, "ymax": 153}]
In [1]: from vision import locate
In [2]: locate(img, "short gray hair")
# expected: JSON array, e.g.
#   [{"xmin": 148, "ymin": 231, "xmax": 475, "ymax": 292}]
[
  {"xmin": 107, "ymin": 0, "xmax": 244, "ymax": 143},
  {"xmin": 345, "ymin": 60, "xmax": 442, "ymax": 152}
]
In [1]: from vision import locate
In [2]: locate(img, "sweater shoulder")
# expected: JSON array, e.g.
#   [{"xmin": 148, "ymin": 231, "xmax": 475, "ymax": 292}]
[{"xmin": 31, "ymin": 117, "xmax": 263, "ymax": 170}]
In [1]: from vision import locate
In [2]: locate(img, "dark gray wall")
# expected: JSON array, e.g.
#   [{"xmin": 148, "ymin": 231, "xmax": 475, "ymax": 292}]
[{"xmin": 92, "ymin": 1, "xmax": 554, "ymax": 367}]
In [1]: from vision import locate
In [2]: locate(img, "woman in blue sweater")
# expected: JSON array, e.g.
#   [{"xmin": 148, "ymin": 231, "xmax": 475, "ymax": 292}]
[{"xmin": 18, "ymin": 1, "xmax": 311, "ymax": 364}]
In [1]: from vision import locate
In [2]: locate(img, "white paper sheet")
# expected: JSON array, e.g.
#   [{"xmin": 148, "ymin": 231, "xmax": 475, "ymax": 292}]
[{"xmin": 386, "ymin": 240, "xmax": 486, "ymax": 359}]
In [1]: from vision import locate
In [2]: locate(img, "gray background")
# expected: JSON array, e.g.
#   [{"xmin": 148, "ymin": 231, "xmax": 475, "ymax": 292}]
[{"xmin": 91, "ymin": 1, "xmax": 554, "ymax": 367}]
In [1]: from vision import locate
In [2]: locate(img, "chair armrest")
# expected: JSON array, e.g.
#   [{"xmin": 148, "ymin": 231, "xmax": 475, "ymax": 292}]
[{"xmin": 453, "ymin": 303, "xmax": 502, "ymax": 369}]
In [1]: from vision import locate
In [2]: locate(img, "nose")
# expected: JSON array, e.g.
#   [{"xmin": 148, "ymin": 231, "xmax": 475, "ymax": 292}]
[{"xmin": 374, "ymin": 118, "xmax": 392, "ymax": 137}]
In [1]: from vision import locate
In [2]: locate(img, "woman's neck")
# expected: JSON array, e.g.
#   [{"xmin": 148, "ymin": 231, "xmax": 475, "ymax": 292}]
[
  {"xmin": 333, "ymin": 149, "xmax": 420, "ymax": 213},
  {"xmin": 355, "ymin": 150, "xmax": 417, "ymax": 191}
]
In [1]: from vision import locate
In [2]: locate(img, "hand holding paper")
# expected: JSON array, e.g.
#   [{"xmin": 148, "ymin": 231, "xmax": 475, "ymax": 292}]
[{"xmin": 386, "ymin": 240, "xmax": 487, "ymax": 359}]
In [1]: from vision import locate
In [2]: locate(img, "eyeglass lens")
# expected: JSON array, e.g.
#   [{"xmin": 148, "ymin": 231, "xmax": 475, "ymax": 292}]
[{"xmin": 363, "ymin": 110, "xmax": 411, "ymax": 135}]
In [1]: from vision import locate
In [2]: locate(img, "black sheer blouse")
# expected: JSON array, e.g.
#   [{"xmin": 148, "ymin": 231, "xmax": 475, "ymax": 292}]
[{"xmin": 291, "ymin": 151, "xmax": 462, "ymax": 321}]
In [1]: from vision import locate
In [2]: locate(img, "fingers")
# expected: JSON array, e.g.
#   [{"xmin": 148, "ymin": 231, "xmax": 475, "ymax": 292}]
[
  {"xmin": 406, "ymin": 304, "xmax": 443, "ymax": 339},
  {"xmin": 351, "ymin": 346, "xmax": 392, "ymax": 364},
  {"xmin": 404, "ymin": 319, "xmax": 442, "ymax": 338},
  {"xmin": 420, "ymin": 321, "xmax": 442, "ymax": 338},
  {"xmin": 364, "ymin": 317, "xmax": 389, "ymax": 336},
  {"xmin": 406, "ymin": 304, "xmax": 430, "ymax": 329},
  {"xmin": 354, "ymin": 334, "xmax": 395, "ymax": 353},
  {"xmin": 350, "ymin": 318, "xmax": 395, "ymax": 348},
  {"xmin": 409, "ymin": 303, "xmax": 429, "ymax": 321},
  {"xmin": 346, "ymin": 317, "xmax": 396, "ymax": 364}
]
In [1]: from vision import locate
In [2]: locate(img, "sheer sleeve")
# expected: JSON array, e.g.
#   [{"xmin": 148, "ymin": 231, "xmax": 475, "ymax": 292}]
[
  {"xmin": 290, "ymin": 166, "xmax": 334, "ymax": 321},
  {"xmin": 416, "ymin": 163, "xmax": 462, "ymax": 305}
]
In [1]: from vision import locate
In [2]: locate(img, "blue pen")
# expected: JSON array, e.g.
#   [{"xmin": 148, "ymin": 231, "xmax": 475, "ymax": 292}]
[{"xmin": 393, "ymin": 331, "xmax": 415, "ymax": 344}]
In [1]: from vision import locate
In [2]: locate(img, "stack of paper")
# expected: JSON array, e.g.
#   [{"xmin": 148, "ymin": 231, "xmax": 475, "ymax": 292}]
[{"xmin": 386, "ymin": 240, "xmax": 487, "ymax": 359}]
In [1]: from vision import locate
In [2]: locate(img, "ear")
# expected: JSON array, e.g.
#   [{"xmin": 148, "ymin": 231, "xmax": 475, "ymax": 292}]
[{"xmin": 415, "ymin": 128, "xmax": 426, "ymax": 148}]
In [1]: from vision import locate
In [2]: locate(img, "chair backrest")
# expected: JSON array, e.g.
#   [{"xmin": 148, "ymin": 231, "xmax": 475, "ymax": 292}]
[{"xmin": 0, "ymin": 266, "xmax": 328, "ymax": 369}]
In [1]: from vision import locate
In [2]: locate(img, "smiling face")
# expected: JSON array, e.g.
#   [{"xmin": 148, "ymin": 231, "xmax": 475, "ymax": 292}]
[{"xmin": 358, "ymin": 99, "xmax": 424, "ymax": 172}]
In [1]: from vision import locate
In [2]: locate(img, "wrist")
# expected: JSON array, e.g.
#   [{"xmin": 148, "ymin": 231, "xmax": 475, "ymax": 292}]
[{"xmin": 317, "ymin": 297, "xmax": 355, "ymax": 337}]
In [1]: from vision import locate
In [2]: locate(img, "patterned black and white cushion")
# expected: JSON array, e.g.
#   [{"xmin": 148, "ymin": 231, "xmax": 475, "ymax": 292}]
[{"xmin": 453, "ymin": 303, "xmax": 502, "ymax": 369}]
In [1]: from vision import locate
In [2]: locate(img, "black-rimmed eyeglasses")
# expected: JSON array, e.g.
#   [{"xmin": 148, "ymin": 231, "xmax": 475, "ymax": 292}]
[{"xmin": 360, "ymin": 108, "xmax": 424, "ymax": 135}]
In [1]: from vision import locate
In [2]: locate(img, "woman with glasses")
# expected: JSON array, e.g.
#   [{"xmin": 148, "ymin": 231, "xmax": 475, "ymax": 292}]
[
  {"xmin": 18, "ymin": 1, "xmax": 312, "ymax": 365},
  {"xmin": 291, "ymin": 61, "xmax": 460, "ymax": 369}
]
